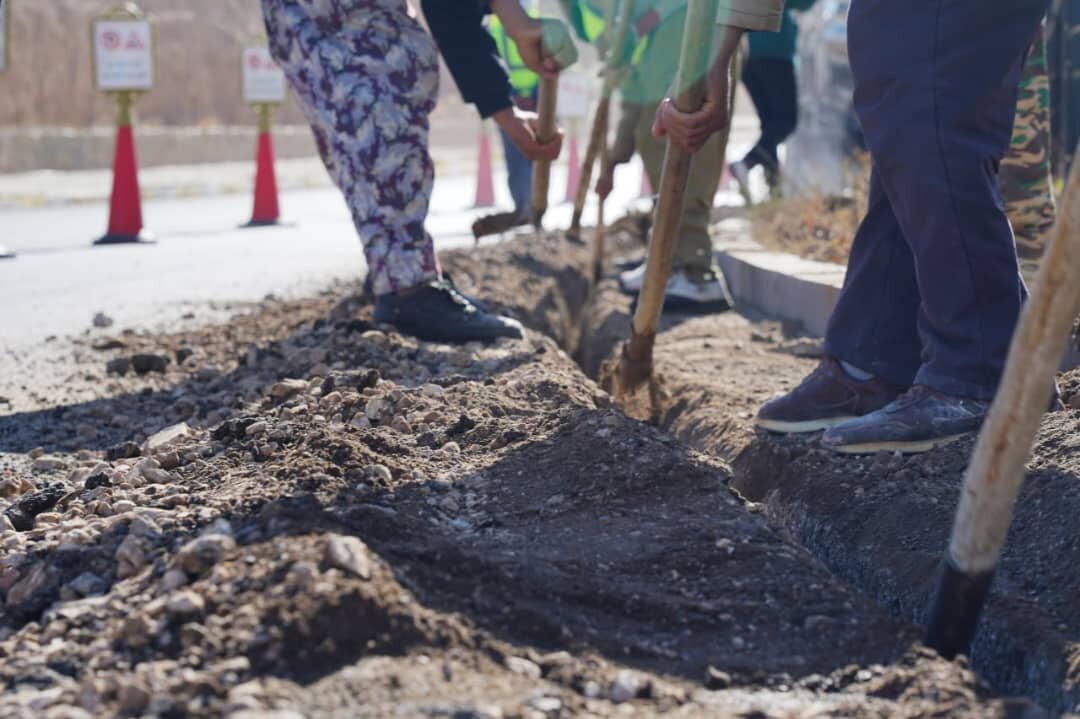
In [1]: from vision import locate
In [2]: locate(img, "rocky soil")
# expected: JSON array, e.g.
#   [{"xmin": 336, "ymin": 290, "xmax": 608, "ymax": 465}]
[{"xmin": 0, "ymin": 222, "xmax": 1069, "ymax": 717}]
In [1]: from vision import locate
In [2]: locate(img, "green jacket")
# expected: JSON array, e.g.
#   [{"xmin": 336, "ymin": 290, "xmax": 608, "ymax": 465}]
[{"xmin": 748, "ymin": 0, "xmax": 816, "ymax": 61}]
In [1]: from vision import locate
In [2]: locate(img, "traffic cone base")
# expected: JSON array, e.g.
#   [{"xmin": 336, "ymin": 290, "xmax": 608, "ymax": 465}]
[
  {"xmin": 94, "ymin": 230, "xmax": 157, "ymax": 246},
  {"xmin": 0, "ymin": 245, "xmax": 15, "ymax": 259},
  {"xmin": 244, "ymin": 130, "xmax": 282, "ymax": 227}
]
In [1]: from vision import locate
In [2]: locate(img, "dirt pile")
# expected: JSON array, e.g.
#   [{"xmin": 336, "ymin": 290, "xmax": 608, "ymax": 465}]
[{"xmin": 0, "ymin": 231, "xmax": 1031, "ymax": 717}]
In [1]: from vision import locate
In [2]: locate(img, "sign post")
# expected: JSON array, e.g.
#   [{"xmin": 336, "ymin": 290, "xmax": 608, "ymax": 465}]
[
  {"xmin": 92, "ymin": 2, "xmax": 155, "ymax": 245},
  {"xmin": 242, "ymin": 44, "xmax": 286, "ymax": 227},
  {"xmin": 0, "ymin": 0, "xmax": 10, "ymax": 74},
  {"xmin": 0, "ymin": 1, "xmax": 13, "ymax": 259}
]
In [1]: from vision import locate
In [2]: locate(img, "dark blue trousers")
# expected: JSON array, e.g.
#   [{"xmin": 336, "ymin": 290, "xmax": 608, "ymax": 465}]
[{"xmin": 824, "ymin": 0, "xmax": 1051, "ymax": 400}]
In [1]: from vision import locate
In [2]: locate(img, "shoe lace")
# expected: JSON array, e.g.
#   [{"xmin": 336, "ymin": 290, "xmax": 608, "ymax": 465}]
[{"xmin": 430, "ymin": 279, "xmax": 476, "ymax": 312}]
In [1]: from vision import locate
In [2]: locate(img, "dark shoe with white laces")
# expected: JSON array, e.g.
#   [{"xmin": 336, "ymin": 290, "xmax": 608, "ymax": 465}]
[
  {"xmin": 756, "ymin": 356, "xmax": 905, "ymax": 433},
  {"xmin": 821, "ymin": 385, "xmax": 989, "ymax": 455},
  {"xmin": 373, "ymin": 279, "xmax": 523, "ymax": 343}
]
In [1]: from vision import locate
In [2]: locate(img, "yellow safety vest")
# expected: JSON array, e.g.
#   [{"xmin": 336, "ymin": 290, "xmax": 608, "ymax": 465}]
[{"xmin": 489, "ymin": 16, "xmax": 540, "ymax": 101}]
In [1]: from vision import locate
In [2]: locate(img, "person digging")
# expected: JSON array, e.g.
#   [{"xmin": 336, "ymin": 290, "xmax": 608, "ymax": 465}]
[
  {"xmin": 657, "ymin": 0, "xmax": 1053, "ymax": 454},
  {"xmin": 570, "ymin": 0, "xmax": 735, "ymax": 313},
  {"xmin": 262, "ymin": 0, "xmax": 576, "ymax": 344}
]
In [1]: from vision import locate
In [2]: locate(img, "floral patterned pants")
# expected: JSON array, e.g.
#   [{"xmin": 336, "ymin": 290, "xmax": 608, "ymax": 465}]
[{"xmin": 262, "ymin": 0, "xmax": 440, "ymax": 295}]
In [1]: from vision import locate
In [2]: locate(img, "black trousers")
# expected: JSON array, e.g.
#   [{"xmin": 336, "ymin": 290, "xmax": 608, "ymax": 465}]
[
  {"xmin": 740, "ymin": 57, "xmax": 798, "ymax": 180},
  {"xmin": 824, "ymin": 0, "xmax": 1050, "ymax": 400}
]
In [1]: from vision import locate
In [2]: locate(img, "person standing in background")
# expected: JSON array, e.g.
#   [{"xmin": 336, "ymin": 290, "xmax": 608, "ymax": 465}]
[
  {"xmin": 489, "ymin": 7, "xmax": 540, "ymax": 222},
  {"xmin": 1001, "ymin": 24, "xmax": 1057, "ymax": 284},
  {"xmin": 729, "ymin": 0, "xmax": 816, "ymax": 204}
]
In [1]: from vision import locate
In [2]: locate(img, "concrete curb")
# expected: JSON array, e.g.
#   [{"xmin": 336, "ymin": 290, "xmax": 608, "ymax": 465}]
[{"xmin": 713, "ymin": 217, "xmax": 845, "ymax": 337}]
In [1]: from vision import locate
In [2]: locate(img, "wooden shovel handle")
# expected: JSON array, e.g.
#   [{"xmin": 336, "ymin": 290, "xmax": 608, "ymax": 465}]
[
  {"xmin": 629, "ymin": 0, "xmax": 718, "ymax": 343},
  {"xmin": 570, "ymin": 0, "xmax": 635, "ymax": 229},
  {"xmin": 530, "ymin": 76, "xmax": 560, "ymax": 221}
]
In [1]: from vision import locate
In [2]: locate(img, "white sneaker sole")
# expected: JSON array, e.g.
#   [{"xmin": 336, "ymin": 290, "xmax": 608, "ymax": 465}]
[
  {"xmin": 755, "ymin": 416, "xmax": 857, "ymax": 434},
  {"xmin": 825, "ymin": 433, "xmax": 968, "ymax": 455}
]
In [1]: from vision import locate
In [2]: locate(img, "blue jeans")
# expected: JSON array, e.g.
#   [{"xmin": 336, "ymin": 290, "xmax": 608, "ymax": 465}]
[
  {"xmin": 824, "ymin": 0, "xmax": 1049, "ymax": 400},
  {"xmin": 498, "ymin": 127, "xmax": 533, "ymax": 212}
]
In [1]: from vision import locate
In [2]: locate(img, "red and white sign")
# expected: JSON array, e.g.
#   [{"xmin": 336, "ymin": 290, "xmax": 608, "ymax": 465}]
[
  {"xmin": 243, "ymin": 46, "xmax": 287, "ymax": 104},
  {"xmin": 0, "ymin": 0, "xmax": 10, "ymax": 74},
  {"xmin": 93, "ymin": 19, "xmax": 154, "ymax": 91},
  {"xmin": 558, "ymin": 72, "xmax": 591, "ymax": 121}
]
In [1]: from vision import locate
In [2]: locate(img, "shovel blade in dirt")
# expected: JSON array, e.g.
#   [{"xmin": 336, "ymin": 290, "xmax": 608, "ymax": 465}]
[
  {"xmin": 925, "ymin": 144, "xmax": 1080, "ymax": 659},
  {"xmin": 472, "ymin": 210, "xmax": 533, "ymax": 242}
]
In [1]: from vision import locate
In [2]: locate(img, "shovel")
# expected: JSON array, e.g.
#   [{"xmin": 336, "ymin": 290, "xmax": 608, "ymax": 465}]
[
  {"xmin": 925, "ymin": 145, "xmax": 1080, "ymax": 659},
  {"xmin": 529, "ymin": 75, "xmax": 560, "ymax": 229},
  {"xmin": 613, "ymin": 0, "xmax": 718, "ymax": 391},
  {"xmin": 567, "ymin": 0, "xmax": 635, "ymax": 241},
  {"xmin": 472, "ymin": 76, "xmax": 560, "ymax": 241}
]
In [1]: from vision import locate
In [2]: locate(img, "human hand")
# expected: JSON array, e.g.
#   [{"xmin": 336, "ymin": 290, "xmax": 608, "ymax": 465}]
[
  {"xmin": 493, "ymin": 106, "xmax": 564, "ymax": 162},
  {"xmin": 505, "ymin": 17, "xmax": 578, "ymax": 77},
  {"xmin": 651, "ymin": 95, "xmax": 730, "ymax": 154}
]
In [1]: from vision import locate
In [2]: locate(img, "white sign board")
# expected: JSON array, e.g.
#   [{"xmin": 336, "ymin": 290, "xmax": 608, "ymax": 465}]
[
  {"xmin": 243, "ymin": 46, "xmax": 287, "ymax": 104},
  {"xmin": 93, "ymin": 19, "xmax": 154, "ymax": 91},
  {"xmin": 0, "ymin": 0, "xmax": 9, "ymax": 74},
  {"xmin": 558, "ymin": 72, "xmax": 591, "ymax": 120}
]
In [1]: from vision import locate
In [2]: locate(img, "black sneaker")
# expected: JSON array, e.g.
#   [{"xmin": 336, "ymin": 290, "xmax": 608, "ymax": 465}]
[
  {"xmin": 821, "ymin": 385, "xmax": 988, "ymax": 455},
  {"xmin": 373, "ymin": 279, "xmax": 523, "ymax": 343}
]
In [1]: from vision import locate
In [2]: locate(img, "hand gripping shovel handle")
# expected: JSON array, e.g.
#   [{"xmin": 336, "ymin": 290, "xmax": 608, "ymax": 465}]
[
  {"xmin": 926, "ymin": 145, "xmax": 1080, "ymax": 658},
  {"xmin": 530, "ymin": 76, "xmax": 560, "ymax": 228},
  {"xmin": 621, "ymin": 0, "xmax": 718, "ymax": 386}
]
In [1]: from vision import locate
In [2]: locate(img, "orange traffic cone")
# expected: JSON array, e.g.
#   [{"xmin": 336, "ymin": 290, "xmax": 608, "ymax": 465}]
[
  {"xmin": 96, "ymin": 93, "xmax": 154, "ymax": 245},
  {"xmin": 564, "ymin": 133, "xmax": 581, "ymax": 203},
  {"xmin": 474, "ymin": 124, "xmax": 495, "ymax": 208},
  {"xmin": 244, "ymin": 104, "xmax": 282, "ymax": 227}
]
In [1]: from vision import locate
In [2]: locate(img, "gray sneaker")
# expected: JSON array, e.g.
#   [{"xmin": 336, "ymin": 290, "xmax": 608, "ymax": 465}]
[{"xmin": 821, "ymin": 385, "xmax": 988, "ymax": 455}]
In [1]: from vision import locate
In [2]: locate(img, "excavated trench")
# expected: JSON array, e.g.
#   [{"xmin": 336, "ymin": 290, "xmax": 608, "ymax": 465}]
[{"xmin": 442, "ymin": 217, "xmax": 1080, "ymax": 715}]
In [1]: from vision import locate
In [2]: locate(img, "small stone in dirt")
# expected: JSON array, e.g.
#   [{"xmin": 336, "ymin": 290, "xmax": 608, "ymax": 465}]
[
  {"xmin": 132, "ymin": 352, "xmax": 170, "ymax": 375},
  {"xmin": 175, "ymin": 347, "xmax": 195, "ymax": 364},
  {"xmin": 245, "ymin": 421, "xmax": 269, "ymax": 438},
  {"xmin": 609, "ymin": 671, "xmax": 640, "ymax": 703},
  {"xmin": 175, "ymin": 533, "xmax": 236, "ymax": 576},
  {"xmin": 143, "ymin": 422, "xmax": 190, "ymax": 453},
  {"xmin": 7, "ymin": 482, "xmax": 66, "ymax": 530},
  {"xmin": 527, "ymin": 697, "xmax": 561, "ymax": 715},
  {"xmin": 705, "ymin": 667, "xmax": 732, "ymax": 689},
  {"xmin": 416, "ymin": 431, "xmax": 440, "ymax": 448},
  {"xmin": 68, "ymin": 572, "xmax": 106, "ymax": 598},
  {"xmin": 106, "ymin": 441, "xmax": 142, "ymax": 461},
  {"xmin": 116, "ymin": 682, "xmax": 151, "ymax": 714},
  {"xmin": 367, "ymin": 464, "xmax": 393, "ymax": 484},
  {"xmin": 92, "ymin": 311, "xmax": 114, "ymax": 328},
  {"xmin": 6, "ymin": 562, "xmax": 50, "ymax": 606},
  {"xmin": 441, "ymin": 441, "xmax": 462, "ymax": 455},
  {"xmin": 32, "ymin": 456, "xmax": 65, "ymax": 472},
  {"xmin": 93, "ymin": 337, "xmax": 127, "ymax": 351},
  {"xmin": 324, "ymin": 534, "xmax": 373, "ymax": 579},
  {"xmin": 420, "ymin": 383, "xmax": 445, "ymax": 398},
  {"xmin": 160, "ymin": 569, "xmax": 188, "ymax": 593},
  {"xmin": 446, "ymin": 414, "xmax": 477, "ymax": 437},
  {"xmin": 166, "ymin": 590, "xmax": 205, "ymax": 618},
  {"xmin": 505, "ymin": 656, "xmax": 541, "ymax": 679},
  {"xmin": 105, "ymin": 357, "xmax": 131, "ymax": 375},
  {"xmin": 271, "ymin": 379, "xmax": 308, "ymax": 400},
  {"xmin": 115, "ymin": 534, "xmax": 148, "ymax": 579}
]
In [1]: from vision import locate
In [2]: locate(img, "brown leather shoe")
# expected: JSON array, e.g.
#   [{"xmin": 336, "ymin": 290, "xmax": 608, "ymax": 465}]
[{"xmin": 756, "ymin": 357, "xmax": 906, "ymax": 434}]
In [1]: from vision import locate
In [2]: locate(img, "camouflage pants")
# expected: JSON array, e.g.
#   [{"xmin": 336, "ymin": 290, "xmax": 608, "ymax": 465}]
[
  {"xmin": 261, "ymin": 0, "xmax": 441, "ymax": 296},
  {"xmin": 1001, "ymin": 25, "xmax": 1057, "ymax": 279}
]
